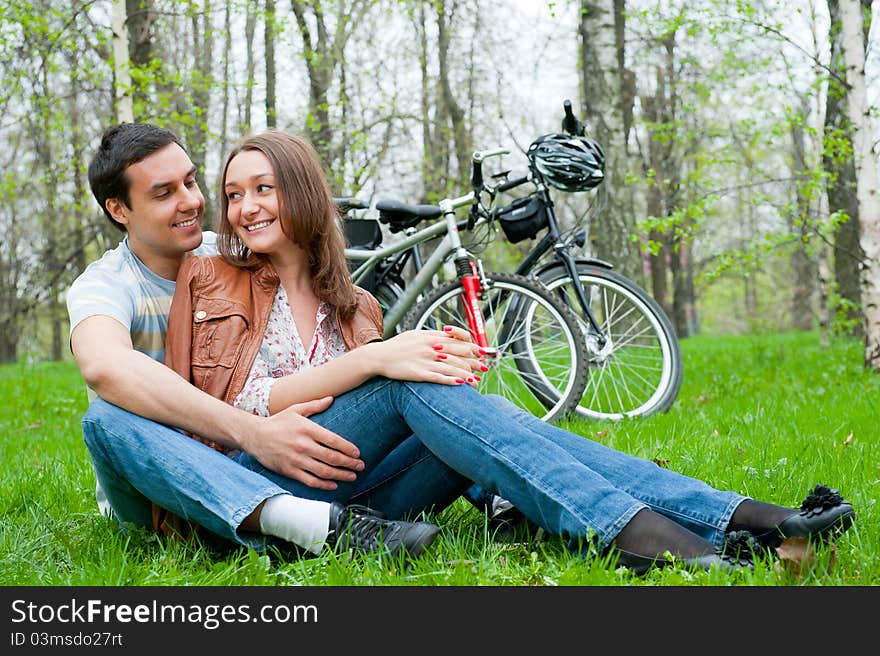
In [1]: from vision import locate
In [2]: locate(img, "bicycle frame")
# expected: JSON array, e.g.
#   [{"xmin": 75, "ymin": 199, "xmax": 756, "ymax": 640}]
[
  {"xmin": 345, "ymin": 192, "xmax": 485, "ymax": 339},
  {"xmin": 506, "ymin": 183, "xmax": 609, "ymax": 345}
]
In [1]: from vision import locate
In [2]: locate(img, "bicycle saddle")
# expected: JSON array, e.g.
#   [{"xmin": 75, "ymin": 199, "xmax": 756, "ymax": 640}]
[{"xmin": 375, "ymin": 199, "xmax": 443, "ymax": 233}]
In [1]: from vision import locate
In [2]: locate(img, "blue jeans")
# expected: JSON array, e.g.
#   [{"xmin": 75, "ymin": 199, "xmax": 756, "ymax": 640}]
[{"xmin": 82, "ymin": 377, "xmax": 746, "ymax": 553}]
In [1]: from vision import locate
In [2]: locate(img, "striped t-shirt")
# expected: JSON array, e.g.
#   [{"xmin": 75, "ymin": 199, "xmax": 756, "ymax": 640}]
[
  {"xmin": 66, "ymin": 232, "xmax": 218, "ymax": 516},
  {"xmin": 66, "ymin": 231, "xmax": 218, "ymax": 380}
]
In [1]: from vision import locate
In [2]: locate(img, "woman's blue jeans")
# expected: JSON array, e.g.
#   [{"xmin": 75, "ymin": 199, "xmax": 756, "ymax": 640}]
[{"xmin": 82, "ymin": 377, "xmax": 746, "ymax": 553}]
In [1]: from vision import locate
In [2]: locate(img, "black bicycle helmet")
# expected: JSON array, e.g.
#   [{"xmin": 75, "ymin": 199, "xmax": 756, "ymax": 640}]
[{"xmin": 527, "ymin": 133, "xmax": 605, "ymax": 192}]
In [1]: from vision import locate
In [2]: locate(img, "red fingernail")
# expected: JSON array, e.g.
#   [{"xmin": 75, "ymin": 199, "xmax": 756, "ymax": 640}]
[
  {"xmin": 478, "ymin": 347, "xmax": 487, "ymax": 354},
  {"xmin": 437, "ymin": 354, "xmax": 448, "ymax": 359},
  {"xmin": 480, "ymin": 365, "xmax": 489, "ymax": 372},
  {"xmin": 467, "ymin": 377, "xmax": 474, "ymax": 383},
  {"xmin": 443, "ymin": 326, "xmax": 453, "ymax": 332},
  {"xmin": 433, "ymin": 345, "xmax": 443, "ymax": 351},
  {"xmin": 455, "ymin": 378, "xmax": 464, "ymax": 384},
  {"xmin": 474, "ymin": 375, "xmax": 481, "ymax": 381}
]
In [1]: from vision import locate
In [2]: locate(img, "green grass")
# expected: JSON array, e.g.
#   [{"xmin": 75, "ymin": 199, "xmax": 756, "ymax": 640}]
[{"xmin": 1, "ymin": 331, "xmax": 876, "ymax": 586}]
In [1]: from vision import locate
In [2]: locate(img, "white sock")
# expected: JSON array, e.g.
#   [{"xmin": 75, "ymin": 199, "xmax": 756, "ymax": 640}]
[{"xmin": 258, "ymin": 494, "xmax": 331, "ymax": 555}]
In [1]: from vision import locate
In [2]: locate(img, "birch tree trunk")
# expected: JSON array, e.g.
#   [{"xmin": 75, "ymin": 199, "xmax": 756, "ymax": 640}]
[
  {"xmin": 579, "ymin": 0, "xmax": 640, "ymax": 282},
  {"xmin": 112, "ymin": 0, "xmax": 133, "ymax": 123},
  {"xmin": 839, "ymin": 0, "xmax": 880, "ymax": 369},
  {"xmin": 824, "ymin": 0, "xmax": 868, "ymax": 338}
]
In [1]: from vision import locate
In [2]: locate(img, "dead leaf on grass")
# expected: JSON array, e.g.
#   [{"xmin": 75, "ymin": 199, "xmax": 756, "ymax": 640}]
[
  {"xmin": 16, "ymin": 422, "xmax": 42, "ymax": 432},
  {"xmin": 773, "ymin": 537, "xmax": 836, "ymax": 578},
  {"xmin": 843, "ymin": 433, "xmax": 854, "ymax": 447},
  {"xmin": 653, "ymin": 458, "xmax": 670, "ymax": 468},
  {"xmin": 594, "ymin": 430, "xmax": 608, "ymax": 439}
]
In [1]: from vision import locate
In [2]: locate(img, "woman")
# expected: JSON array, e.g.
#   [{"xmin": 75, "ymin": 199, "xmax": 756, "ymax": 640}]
[{"xmin": 165, "ymin": 130, "xmax": 856, "ymax": 573}]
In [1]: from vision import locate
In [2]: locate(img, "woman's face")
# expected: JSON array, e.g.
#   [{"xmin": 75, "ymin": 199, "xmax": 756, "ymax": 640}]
[{"xmin": 224, "ymin": 149, "xmax": 289, "ymax": 256}]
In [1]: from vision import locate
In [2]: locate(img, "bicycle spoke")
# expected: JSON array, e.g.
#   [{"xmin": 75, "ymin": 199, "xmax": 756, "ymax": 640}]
[
  {"xmin": 539, "ymin": 267, "xmax": 681, "ymax": 420},
  {"xmin": 405, "ymin": 273, "xmax": 587, "ymax": 422}
]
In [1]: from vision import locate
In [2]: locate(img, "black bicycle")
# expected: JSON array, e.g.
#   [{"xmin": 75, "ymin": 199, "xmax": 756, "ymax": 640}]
[{"xmin": 476, "ymin": 100, "xmax": 683, "ymax": 421}]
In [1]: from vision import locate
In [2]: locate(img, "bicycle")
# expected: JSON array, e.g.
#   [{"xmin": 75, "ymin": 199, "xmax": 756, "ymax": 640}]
[
  {"xmin": 339, "ymin": 150, "xmax": 589, "ymax": 423},
  {"xmin": 469, "ymin": 100, "xmax": 683, "ymax": 421},
  {"xmin": 337, "ymin": 197, "xmax": 425, "ymax": 326}
]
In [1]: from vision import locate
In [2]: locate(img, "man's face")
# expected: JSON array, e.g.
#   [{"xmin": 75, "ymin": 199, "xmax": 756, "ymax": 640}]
[{"xmin": 106, "ymin": 142, "xmax": 204, "ymax": 276}]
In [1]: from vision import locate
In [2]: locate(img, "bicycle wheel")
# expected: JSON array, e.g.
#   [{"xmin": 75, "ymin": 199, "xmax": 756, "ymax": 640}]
[
  {"xmin": 373, "ymin": 280, "xmax": 405, "ymax": 334},
  {"xmin": 402, "ymin": 271, "xmax": 588, "ymax": 423},
  {"xmin": 536, "ymin": 263, "xmax": 683, "ymax": 420}
]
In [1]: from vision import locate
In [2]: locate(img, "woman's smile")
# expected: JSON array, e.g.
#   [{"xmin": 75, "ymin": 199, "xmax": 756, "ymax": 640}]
[{"xmin": 245, "ymin": 219, "xmax": 275, "ymax": 232}]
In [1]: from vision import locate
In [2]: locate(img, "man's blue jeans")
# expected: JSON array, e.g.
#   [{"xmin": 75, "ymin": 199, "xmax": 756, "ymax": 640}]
[{"xmin": 82, "ymin": 377, "xmax": 746, "ymax": 553}]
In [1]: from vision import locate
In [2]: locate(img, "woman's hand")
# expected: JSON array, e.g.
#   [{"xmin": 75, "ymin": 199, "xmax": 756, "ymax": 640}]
[{"xmin": 370, "ymin": 326, "xmax": 488, "ymax": 386}]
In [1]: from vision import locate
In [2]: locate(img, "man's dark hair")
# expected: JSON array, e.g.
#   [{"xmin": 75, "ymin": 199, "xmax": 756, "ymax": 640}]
[{"xmin": 88, "ymin": 123, "xmax": 183, "ymax": 232}]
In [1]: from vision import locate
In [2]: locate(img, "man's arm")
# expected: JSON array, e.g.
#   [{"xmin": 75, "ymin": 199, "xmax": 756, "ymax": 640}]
[{"xmin": 71, "ymin": 315, "xmax": 364, "ymax": 489}]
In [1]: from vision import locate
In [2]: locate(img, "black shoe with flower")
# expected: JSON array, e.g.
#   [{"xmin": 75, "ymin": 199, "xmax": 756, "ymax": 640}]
[
  {"xmin": 752, "ymin": 485, "xmax": 856, "ymax": 549},
  {"xmin": 721, "ymin": 529, "xmax": 761, "ymax": 566}
]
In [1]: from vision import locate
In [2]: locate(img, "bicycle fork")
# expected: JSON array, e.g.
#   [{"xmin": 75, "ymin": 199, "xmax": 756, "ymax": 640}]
[
  {"xmin": 553, "ymin": 245, "xmax": 609, "ymax": 352},
  {"xmin": 434, "ymin": 192, "xmax": 502, "ymax": 359},
  {"xmin": 455, "ymin": 256, "xmax": 498, "ymax": 355}
]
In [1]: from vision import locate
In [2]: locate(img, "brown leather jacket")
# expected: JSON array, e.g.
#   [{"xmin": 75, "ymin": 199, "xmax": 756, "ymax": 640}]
[{"xmin": 156, "ymin": 254, "xmax": 384, "ymax": 537}]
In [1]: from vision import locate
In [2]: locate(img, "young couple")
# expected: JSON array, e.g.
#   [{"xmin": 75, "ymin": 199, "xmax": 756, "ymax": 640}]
[{"xmin": 66, "ymin": 122, "xmax": 856, "ymax": 574}]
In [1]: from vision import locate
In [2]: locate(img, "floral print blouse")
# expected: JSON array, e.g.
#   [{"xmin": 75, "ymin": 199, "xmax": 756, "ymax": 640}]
[{"xmin": 233, "ymin": 284, "xmax": 348, "ymax": 416}]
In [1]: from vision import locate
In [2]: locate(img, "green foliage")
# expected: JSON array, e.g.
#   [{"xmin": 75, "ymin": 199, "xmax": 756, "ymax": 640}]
[
  {"xmin": 1, "ymin": 332, "xmax": 875, "ymax": 586},
  {"xmin": 0, "ymin": 0, "xmax": 874, "ymax": 359},
  {"xmin": 625, "ymin": 0, "xmax": 844, "ymax": 309},
  {"xmin": 826, "ymin": 284, "xmax": 863, "ymax": 337}
]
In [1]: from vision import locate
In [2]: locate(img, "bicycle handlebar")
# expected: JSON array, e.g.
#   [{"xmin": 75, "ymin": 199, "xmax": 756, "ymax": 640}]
[
  {"xmin": 496, "ymin": 174, "xmax": 532, "ymax": 193},
  {"xmin": 471, "ymin": 148, "xmax": 509, "ymax": 193},
  {"xmin": 561, "ymin": 99, "xmax": 585, "ymax": 136}
]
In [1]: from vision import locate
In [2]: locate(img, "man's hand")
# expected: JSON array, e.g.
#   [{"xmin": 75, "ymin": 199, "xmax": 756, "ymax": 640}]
[{"xmin": 245, "ymin": 397, "xmax": 365, "ymax": 490}]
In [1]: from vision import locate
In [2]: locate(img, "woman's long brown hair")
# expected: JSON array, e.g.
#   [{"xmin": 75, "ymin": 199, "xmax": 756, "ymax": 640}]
[{"xmin": 217, "ymin": 130, "xmax": 359, "ymax": 319}]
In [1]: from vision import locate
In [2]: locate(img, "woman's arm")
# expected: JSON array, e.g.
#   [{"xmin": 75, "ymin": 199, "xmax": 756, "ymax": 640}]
[{"xmin": 266, "ymin": 328, "xmax": 485, "ymax": 414}]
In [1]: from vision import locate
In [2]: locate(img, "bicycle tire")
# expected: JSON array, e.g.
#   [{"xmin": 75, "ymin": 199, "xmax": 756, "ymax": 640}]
[
  {"xmin": 401, "ymin": 271, "xmax": 588, "ymax": 423},
  {"xmin": 372, "ymin": 280, "xmax": 406, "ymax": 334},
  {"xmin": 536, "ymin": 262, "xmax": 683, "ymax": 420}
]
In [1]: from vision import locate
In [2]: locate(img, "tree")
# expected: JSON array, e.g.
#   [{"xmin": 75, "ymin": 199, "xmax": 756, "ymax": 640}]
[
  {"xmin": 265, "ymin": 0, "xmax": 277, "ymax": 128},
  {"xmin": 243, "ymin": 3, "xmax": 258, "ymax": 133},
  {"xmin": 126, "ymin": 0, "xmax": 156, "ymax": 116},
  {"xmin": 824, "ymin": 0, "xmax": 871, "ymax": 338},
  {"xmin": 290, "ymin": 0, "xmax": 373, "ymax": 173},
  {"xmin": 0, "ymin": 1, "xmax": 106, "ymax": 361},
  {"xmin": 113, "ymin": 0, "xmax": 134, "ymax": 122},
  {"xmin": 579, "ymin": 0, "xmax": 641, "ymax": 282},
  {"xmin": 839, "ymin": 0, "xmax": 880, "ymax": 369},
  {"xmin": 787, "ymin": 95, "xmax": 820, "ymax": 332},
  {"xmin": 636, "ymin": 21, "xmax": 700, "ymax": 337},
  {"xmin": 411, "ymin": 0, "xmax": 476, "ymax": 200}
]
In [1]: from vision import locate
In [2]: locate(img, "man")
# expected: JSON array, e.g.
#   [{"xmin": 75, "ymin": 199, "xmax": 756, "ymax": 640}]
[{"xmin": 67, "ymin": 123, "xmax": 455, "ymax": 559}]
